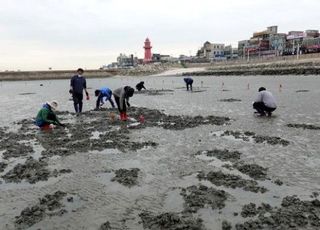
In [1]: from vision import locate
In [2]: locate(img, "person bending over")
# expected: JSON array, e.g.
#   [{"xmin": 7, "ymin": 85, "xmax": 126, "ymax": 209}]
[
  {"xmin": 95, "ymin": 87, "xmax": 115, "ymax": 109},
  {"xmin": 70, "ymin": 68, "xmax": 89, "ymax": 114},
  {"xmin": 253, "ymin": 87, "xmax": 277, "ymax": 117},
  {"xmin": 136, "ymin": 81, "xmax": 146, "ymax": 91},
  {"xmin": 35, "ymin": 101, "xmax": 65, "ymax": 129},
  {"xmin": 184, "ymin": 77, "xmax": 193, "ymax": 91},
  {"xmin": 113, "ymin": 86, "xmax": 134, "ymax": 121}
]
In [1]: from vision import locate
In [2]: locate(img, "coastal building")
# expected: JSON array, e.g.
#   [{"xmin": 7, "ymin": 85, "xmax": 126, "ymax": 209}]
[
  {"xmin": 116, "ymin": 53, "xmax": 138, "ymax": 68},
  {"xmin": 143, "ymin": 38, "xmax": 152, "ymax": 63},
  {"xmin": 224, "ymin": 45, "xmax": 238, "ymax": 59},
  {"xmin": 196, "ymin": 41, "xmax": 225, "ymax": 61}
]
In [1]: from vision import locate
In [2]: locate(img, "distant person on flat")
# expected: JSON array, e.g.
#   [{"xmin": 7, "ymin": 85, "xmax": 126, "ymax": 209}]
[
  {"xmin": 70, "ymin": 68, "xmax": 89, "ymax": 114},
  {"xmin": 136, "ymin": 81, "xmax": 146, "ymax": 91},
  {"xmin": 253, "ymin": 87, "xmax": 277, "ymax": 117},
  {"xmin": 94, "ymin": 87, "xmax": 115, "ymax": 110},
  {"xmin": 184, "ymin": 77, "xmax": 193, "ymax": 91}
]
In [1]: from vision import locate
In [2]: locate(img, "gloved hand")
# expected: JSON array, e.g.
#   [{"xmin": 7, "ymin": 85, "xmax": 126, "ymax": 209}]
[
  {"xmin": 69, "ymin": 89, "xmax": 73, "ymax": 94},
  {"xmin": 126, "ymin": 102, "xmax": 130, "ymax": 107}
]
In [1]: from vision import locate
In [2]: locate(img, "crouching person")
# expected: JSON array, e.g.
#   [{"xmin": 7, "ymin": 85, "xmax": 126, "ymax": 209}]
[
  {"xmin": 95, "ymin": 87, "xmax": 115, "ymax": 110},
  {"xmin": 184, "ymin": 77, "xmax": 193, "ymax": 91},
  {"xmin": 35, "ymin": 101, "xmax": 65, "ymax": 129},
  {"xmin": 253, "ymin": 87, "xmax": 277, "ymax": 117},
  {"xmin": 113, "ymin": 86, "xmax": 134, "ymax": 121}
]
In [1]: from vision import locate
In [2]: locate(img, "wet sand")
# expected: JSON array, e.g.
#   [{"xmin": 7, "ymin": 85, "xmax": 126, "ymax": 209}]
[{"xmin": 1, "ymin": 76, "xmax": 320, "ymax": 229}]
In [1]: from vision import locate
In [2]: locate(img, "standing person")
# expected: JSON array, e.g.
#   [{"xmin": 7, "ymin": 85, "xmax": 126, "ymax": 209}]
[
  {"xmin": 35, "ymin": 101, "xmax": 65, "ymax": 129},
  {"xmin": 136, "ymin": 81, "xmax": 146, "ymax": 91},
  {"xmin": 184, "ymin": 77, "xmax": 193, "ymax": 91},
  {"xmin": 113, "ymin": 86, "xmax": 134, "ymax": 121},
  {"xmin": 94, "ymin": 87, "xmax": 115, "ymax": 110},
  {"xmin": 253, "ymin": 87, "xmax": 277, "ymax": 117},
  {"xmin": 70, "ymin": 68, "xmax": 89, "ymax": 114}
]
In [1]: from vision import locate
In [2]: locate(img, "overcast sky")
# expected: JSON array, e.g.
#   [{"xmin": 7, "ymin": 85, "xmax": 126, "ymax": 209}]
[{"xmin": 0, "ymin": 0, "xmax": 319, "ymax": 71}]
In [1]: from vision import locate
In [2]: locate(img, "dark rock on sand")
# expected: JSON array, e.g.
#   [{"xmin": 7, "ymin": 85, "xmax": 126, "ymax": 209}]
[
  {"xmin": 236, "ymin": 196, "xmax": 320, "ymax": 229},
  {"xmin": 233, "ymin": 163, "xmax": 268, "ymax": 180},
  {"xmin": 2, "ymin": 157, "xmax": 70, "ymax": 184},
  {"xmin": 15, "ymin": 191, "xmax": 67, "ymax": 229},
  {"xmin": 241, "ymin": 203, "xmax": 258, "ymax": 218},
  {"xmin": 139, "ymin": 211, "xmax": 205, "ymax": 230},
  {"xmin": 111, "ymin": 168, "xmax": 140, "ymax": 187},
  {"xmin": 221, "ymin": 130, "xmax": 290, "ymax": 146},
  {"xmin": 198, "ymin": 171, "xmax": 267, "ymax": 193},
  {"xmin": 219, "ymin": 98, "xmax": 242, "ymax": 102},
  {"xmin": 197, "ymin": 149, "xmax": 242, "ymax": 162},
  {"xmin": 135, "ymin": 89, "xmax": 174, "ymax": 96},
  {"xmin": 222, "ymin": 220, "xmax": 232, "ymax": 230},
  {"xmin": 180, "ymin": 185, "xmax": 229, "ymax": 212},
  {"xmin": 0, "ymin": 162, "xmax": 8, "ymax": 172},
  {"xmin": 287, "ymin": 123, "xmax": 320, "ymax": 130},
  {"xmin": 99, "ymin": 221, "xmax": 112, "ymax": 230}
]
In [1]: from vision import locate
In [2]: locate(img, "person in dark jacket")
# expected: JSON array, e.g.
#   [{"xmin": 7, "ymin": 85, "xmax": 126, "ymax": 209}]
[
  {"xmin": 70, "ymin": 68, "xmax": 89, "ymax": 114},
  {"xmin": 94, "ymin": 87, "xmax": 115, "ymax": 109},
  {"xmin": 136, "ymin": 81, "xmax": 146, "ymax": 91},
  {"xmin": 184, "ymin": 77, "xmax": 193, "ymax": 91},
  {"xmin": 35, "ymin": 101, "xmax": 65, "ymax": 129},
  {"xmin": 113, "ymin": 86, "xmax": 134, "ymax": 121}
]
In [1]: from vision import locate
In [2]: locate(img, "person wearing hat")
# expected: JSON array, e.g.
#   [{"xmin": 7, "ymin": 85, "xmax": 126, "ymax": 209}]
[
  {"xmin": 113, "ymin": 86, "xmax": 134, "ymax": 121},
  {"xmin": 70, "ymin": 68, "xmax": 89, "ymax": 114},
  {"xmin": 253, "ymin": 87, "xmax": 277, "ymax": 117},
  {"xmin": 184, "ymin": 77, "xmax": 193, "ymax": 91},
  {"xmin": 94, "ymin": 87, "xmax": 115, "ymax": 110},
  {"xmin": 35, "ymin": 101, "xmax": 65, "ymax": 129},
  {"xmin": 136, "ymin": 81, "xmax": 146, "ymax": 91}
]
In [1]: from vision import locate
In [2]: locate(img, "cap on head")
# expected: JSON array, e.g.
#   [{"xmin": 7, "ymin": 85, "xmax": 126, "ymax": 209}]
[
  {"xmin": 258, "ymin": 87, "xmax": 266, "ymax": 92},
  {"xmin": 126, "ymin": 87, "xmax": 134, "ymax": 97},
  {"xmin": 47, "ymin": 100, "xmax": 58, "ymax": 110},
  {"xmin": 95, "ymin": 90, "xmax": 100, "ymax": 97},
  {"xmin": 77, "ymin": 68, "xmax": 84, "ymax": 73}
]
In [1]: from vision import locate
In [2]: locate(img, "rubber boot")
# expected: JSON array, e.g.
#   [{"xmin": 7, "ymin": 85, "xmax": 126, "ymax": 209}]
[
  {"xmin": 123, "ymin": 112, "xmax": 128, "ymax": 121},
  {"xmin": 119, "ymin": 112, "xmax": 124, "ymax": 120}
]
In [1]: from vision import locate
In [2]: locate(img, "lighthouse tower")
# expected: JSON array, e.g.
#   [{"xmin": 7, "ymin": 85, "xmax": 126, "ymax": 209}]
[{"xmin": 143, "ymin": 38, "xmax": 152, "ymax": 63}]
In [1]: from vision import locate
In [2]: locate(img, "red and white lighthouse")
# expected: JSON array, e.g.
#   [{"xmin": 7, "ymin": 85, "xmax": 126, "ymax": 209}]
[{"xmin": 143, "ymin": 38, "xmax": 152, "ymax": 63}]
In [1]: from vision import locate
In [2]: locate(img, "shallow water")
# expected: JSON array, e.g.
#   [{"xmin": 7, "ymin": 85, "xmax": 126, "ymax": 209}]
[{"xmin": 0, "ymin": 74, "xmax": 320, "ymax": 229}]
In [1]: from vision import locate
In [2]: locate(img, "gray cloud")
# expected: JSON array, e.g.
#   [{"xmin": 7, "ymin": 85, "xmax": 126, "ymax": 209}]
[{"xmin": 0, "ymin": 0, "xmax": 319, "ymax": 70}]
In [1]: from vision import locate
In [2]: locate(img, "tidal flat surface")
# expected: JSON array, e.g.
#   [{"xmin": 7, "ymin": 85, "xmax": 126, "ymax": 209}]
[{"xmin": 0, "ymin": 75, "xmax": 319, "ymax": 229}]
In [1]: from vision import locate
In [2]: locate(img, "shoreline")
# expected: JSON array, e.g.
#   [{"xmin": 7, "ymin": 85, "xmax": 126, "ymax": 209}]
[
  {"xmin": 2, "ymin": 59, "xmax": 320, "ymax": 81},
  {"xmin": 183, "ymin": 60, "xmax": 320, "ymax": 76}
]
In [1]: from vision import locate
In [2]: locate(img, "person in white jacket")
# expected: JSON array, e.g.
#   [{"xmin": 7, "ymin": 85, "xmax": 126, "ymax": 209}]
[
  {"xmin": 113, "ymin": 86, "xmax": 134, "ymax": 121},
  {"xmin": 253, "ymin": 87, "xmax": 277, "ymax": 117}
]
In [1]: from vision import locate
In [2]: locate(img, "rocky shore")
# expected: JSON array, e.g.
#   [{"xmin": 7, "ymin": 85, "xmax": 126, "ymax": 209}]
[{"xmin": 183, "ymin": 60, "xmax": 320, "ymax": 76}]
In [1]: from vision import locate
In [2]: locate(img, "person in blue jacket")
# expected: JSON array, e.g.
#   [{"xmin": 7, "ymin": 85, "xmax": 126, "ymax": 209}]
[
  {"xmin": 94, "ymin": 87, "xmax": 115, "ymax": 109},
  {"xmin": 184, "ymin": 77, "xmax": 193, "ymax": 91}
]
